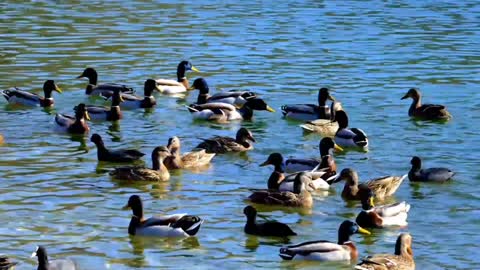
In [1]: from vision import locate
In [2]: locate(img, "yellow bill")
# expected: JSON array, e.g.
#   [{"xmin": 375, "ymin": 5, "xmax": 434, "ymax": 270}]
[
  {"xmin": 266, "ymin": 106, "xmax": 275, "ymax": 113},
  {"xmin": 191, "ymin": 66, "xmax": 200, "ymax": 72},
  {"xmin": 369, "ymin": 196, "xmax": 375, "ymax": 207},
  {"xmin": 334, "ymin": 144, "xmax": 344, "ymax": 152},
  {"xmin": 187, "ymin": 85, "xmax": 196, "ymax": 90},
  {"xmin": 84, "ymin": 111, "xmax": 91, "ymax": 121},
  {"xmin": 119, "ymin": 94, "xmax": 125, "ymax": 102},
  {"xmin": 121, "ymin": 204, "xmax": 130, "ymax": 210},
  {"xmin": 55, "ymin": 85, "xmax": 63, "ymax": 93},
  {"xmin": 357, "ymin": 226, "xmax": 371, "ymax": 235}
]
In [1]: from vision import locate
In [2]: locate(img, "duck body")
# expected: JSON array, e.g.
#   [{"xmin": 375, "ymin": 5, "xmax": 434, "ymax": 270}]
[
  {"xmin": 279, "ymin": 220, "xmax": 371, "ymax": 261},
  {"xmin": 91, "ymin": 134, "xmax": 144, "ymax": 162},
  {"xmin": 188, "ymin": 98, "xmax": 275, "ymax": 122},
  {"xmin": 243, "ymin": 206, "xmax": 296, "ymax": 237},
  {"xmin": 356, "ymin": 190, "xmax": 410, "ymax": 228},
  {"xmin": 333, "ymin": 110, "xmax": 368, "ymax": 150},
  {"xmin": 1, "ymin": 80, "xmax": 62, "ymax": 107},
  {"xmin": 282, "ymin": 88, "xmax": 335, "ymax": 121},
  {"xmin": 285, "ymin": 137, "xmax": 342, "ymax": 173},
  {"xmin": 0, "ymin": 255, "xmax": 17, "ymax": 270},
  {"xmin": 195, "ymin": 128, "xmax": 255, "ymax": 154},
  {"xmin": 82, "ymin": 89, "xmax": 124, "ymax": 121},
  {"xmin": 408, "ymin": 156, "xmax": 454, "ymax": 182},
  {"xmin": 32, "ymin": 246, "xmax": 78, "ymax": 270},
  {"xmin": 300, "ymin": 101, "xmax": 343, "ymax": 136},
  {"xmin": 190, "ymin": 78, "xmax": 257, "ymax": 108},
  {"xmin": 156, "ymin": 61, "xmax": 199, "ymax": 94},
  {"xmin": 109, "ymin": 147, "xmax": 170, "ymax": 181},
  {"xmin": 401, "ymin": 88, "xmax": 451, "ymax": 121},
  {"xmin": 78, "ymin": 68, "xmax": 134, "ymax": 98},
  {"xmin": 118, "ymin": 79, "xmax": 159, "ymax": 109},
  {"xmin": 164, "ymin": 136, "xmax": 215, "ymax": 169},
  {"xmin": 54, "ymin": 104, "xmax": 90, "ymax": 134}
]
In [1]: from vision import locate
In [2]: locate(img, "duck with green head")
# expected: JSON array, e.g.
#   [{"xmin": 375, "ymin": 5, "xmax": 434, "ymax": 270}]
[
  {"xmin": 285, "ymin": 137, "xmax": 343, "ymax": 173},
  {"xmin": 188, "ymin": 98, "xmax": 275, "ymax": 122},
  {"xmin": 1, "ymin": 80, "xmax": 62, "ymax": 107},
  {"xmin": 81, "ymin": 88, "xmax": 124, "ymax": 121},
  {"xmin": 54, "ymin": 103, "xmax": 90, "ymax": 134},
  {"xmin": 282, "ymin": 87, "xmax": 335, "ymax": 121},
  {"xmin": 156, "ymin": 60, "xmax": 200, "ymax": 94},
  {"xmin": 77, "ymin": 67, "xmax": 134, "ymax": 98},
  {"xmin": 189, "ymin": 78, "xmax": 257, "ymax": 108},
  {"xmin": 120, "ymin": 79, "xmax": 160, "ymax": 109},
  {"xmin": 334, "ymin": 110, "xmax": 369, "ymax": 151},
  {"xmin": 356, "ymin": 189, "xmax": 410, "ymax": 228}
]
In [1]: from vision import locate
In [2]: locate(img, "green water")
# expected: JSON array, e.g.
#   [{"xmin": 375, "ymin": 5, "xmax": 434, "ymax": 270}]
[{"xmin": 1, "ymin": 1, "xmax": 479, "ymax": 269}]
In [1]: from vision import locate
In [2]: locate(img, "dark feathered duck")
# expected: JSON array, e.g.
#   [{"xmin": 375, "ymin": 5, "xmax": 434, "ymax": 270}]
[
  {"xmin": 189, "ymin": 78, "xmax": 257, "ymax": 108},
  {"xmin": 81, "ymin": 88, "xmax": 124, "ymax": 121},
  {"xmin": 1, "ymin": 80, "xmax": 62, "ymax": 107},
  {"xmin": 195, "ymin": 128, "xmax": 255, "ymax": 154},
  {"xmin": 31, "ymin": 246, "xmax": 78, "ymax": 270},
  {"xmin": 285, "ymin": 137, "xmax": 343, "ymax": 173},
  {"xmin": 90, "ymin": 133, "xmax": 145, "ymax": 162},
  {"xmin": 408, "ymin": 156, "xmax": 454, "ymax": 182},
  {"xmin": 401, "ymin": 88, "xmax": 451, "ymax": 121},
  {"xmin": 120, "ymin": 79, "xmax": 160, "ymax": 109},
  {"xmin": 0, "ymin": 255, "xmax": 17, "ymax": 270},
  {"xmin": 243, "ymin": 205, "xmax": 296, "ymax": 237},
  {"xmin": 334, "ymin": 110, "xmax": 369, "ymax": 151},
  {"xmin": 155, "ymin": 61, "xmax": 200, "ymax": 94},
  {"xmin": 188, "ymin": 98, "xmax": 275, "ymax": 122},
  {"xmin": 282, "ymin": 87, "xmax": 335, "ymax": 121},
  {"xmin": 77, "ymin": 67, "xmax": 134, "ymax": 97},
  {"xmin": 54, "ymin": 103, "xmax": 90, "ymax": 134}
]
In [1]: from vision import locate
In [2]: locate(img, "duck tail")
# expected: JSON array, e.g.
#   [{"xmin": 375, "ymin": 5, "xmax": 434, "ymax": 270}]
[
  {"xmin": 186, "ymin": 105, "xmax": 199, "ymax": 112},
  {"xmin": 1, "ymin": 89, "xmax": 11, "ymax": 100},
  {"xmin": 279, "ymin": 247, "xmax": 295, "ymax": 260},
  {"xmin": 299, "ymin": 123, "xmax": 314, "ymax": 132}
]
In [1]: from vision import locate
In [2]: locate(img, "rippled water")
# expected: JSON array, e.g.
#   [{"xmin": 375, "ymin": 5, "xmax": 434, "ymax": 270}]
[{"xmin": 1, "ymin": 1, "xmax": 479, "ymax": 269}]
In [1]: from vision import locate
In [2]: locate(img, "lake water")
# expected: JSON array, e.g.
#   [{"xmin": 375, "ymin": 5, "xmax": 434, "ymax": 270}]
[{"xmin": 1, "ymin": 1, "xmax": 479, "ymax": 269}]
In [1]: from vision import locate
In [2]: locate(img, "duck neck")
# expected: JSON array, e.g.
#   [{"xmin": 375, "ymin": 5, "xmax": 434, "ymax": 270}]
[
  {"xmin": 37, "ymin": 254, "xmax": 49, "ymax": 270},
  {"xmin": 152, "ymin": 156, "xmax": 168, "ymax": 174},
  {"xmin": 94, "ymin": 140, "xmax": 108, "ymax": 155},
  {"xmin": 267, "ymin": 171, "xmax": 284, "ymax": 190},
  {"xmin": 44, "ymin": 89, "xmax": 53, "ymax": 99},
  {"xmin": 89, "ymin": 73, "xmax": 98, "ymax": 85},
  {"xmin": 239, "ymin": 106, "xmax": 254, "ymax": 120},
  {"xmin": 169, "ymin": 147, "xmax": 183, "ymax": 166},
  {"xmin": 395, "ymin": 239, "xmax": 413, "ymax": 258},
  {"xmin": 131, "ymin": 203, "xmax": 144, "ymax": 219},
  {"xmin": 245, "ymin": 213, "xmax": 256, "ymax": 227},
  {"xmin": 197, "ymin": 90, "xmax": 210, "ymax": 104},
  {"xmin": 320, "ymin": 146, "xmax": 331, "ymax": 157},
  {"xmin": 338, "ymin": 231, "xmax": 351, "ymax": 245},
  {"xmin": 409, "ymin": 96, "xmax": 421, "ymax": 115}
]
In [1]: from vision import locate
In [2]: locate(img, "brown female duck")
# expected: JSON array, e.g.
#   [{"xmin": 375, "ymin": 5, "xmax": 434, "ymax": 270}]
[
  {"xmin": 90, "ymin": 133, "xmax": 145, "ymax": 162},
  {"xmin": 195, "ymin": 128, "xmax": 255, "ymax": 154},
  {"xmin": 0, "ymin": 255, "xmax": 17, "ymax": 270},
  {"xmin": 109, "ymin": 146, "xmax": 170, "ymax": 181},
  {"xmin": 54, "ymin": 103, "xmax": 90, "ymax": 134},
  {"xmin": 401, "ymin": 88, "xmax": 451, "ymax": 120},
  {"xmin": 300, "ymin": 101, "xmax": 343, "ymax": 137},
  {"xmin": 355, "ymin": 233, "xmax": 415, "ymax": 270},
  {"xmin": 356, "ymin": 189, "xmax": 410, "ymax": 228},
  {"xmin": 2, "ymin": 80, "xmax": 62, "ymax": 107},
  {"xmin": 164, "ymin": 136, "xmax": 215, "ymax": 169}
]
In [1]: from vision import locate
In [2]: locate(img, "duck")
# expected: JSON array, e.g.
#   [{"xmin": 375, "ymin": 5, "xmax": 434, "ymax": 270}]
[
  {"xmin": 243, "ymin": 205, "xmax": 296, "ymax": 237},
  {"xmin": 90, "ymin": 133, "xmax": 145, "ymax": 162},
  {"xmin": 123, "ymin": 195, "xmax": 203, "ymax": 237},
  {"xmin": 187, "ymin": 98, "xmax": 275, "ymax": 122},
  {"xmin": 408, "ymin": 156, "xmax": 454, "ymax": 183},
  {"xmin": 189, "ymin": 78, "xmax": 256, "ymax": 108},
  {"xmin": 164, "ymin": 136, "xmax": 215, "ymax": 169},
  {"xmin": 0, "ymin": 255, "xmax": 17, "ymax": 270},
  {"xmin": 401, "ymin": 88, "xmax": 451, "ymax": 121},
  {"xmin": 155, "ymin": 60, "xmax": 200, "ymax": 94},
  {"xmin": 248, "ymin": 172, "xmax": 315, "ymax": 207},
  {"xmin": 1, "ymin": 80, "xmax": 62, "ymax": 107},
  {"xmin": 119, "ymin": 79, "xmax": 159, "ymax": 109},
  {"xmin": 299, "ymin": 101, "xmax": 343, "ymax": 137},
  {"xmin": 335, "ymin": 168, "xmax": 407, "ymax": 200},
  {"xmin": 355, "ymin": 233, "xmax": 415, "ymax": 270},
  {"xmin": 334, "ymin": 110, "xmax": 368, "ymax": 151},
  {"xmin": 261, "ymin": 153, "xmax": 335, "ymax": 191},
  {"xmin": 281, "ymin": 87, "xmax": 335, "ymax": 121},
  {"xmin": 194, "ymin": 127, "xmax": 255, "ymax": 154},
  {"xmin": 285, "ymin": 137, "xmax": 343, "ymax": 173},
  {"xmin": 31, "ymin": 245, "xmax": 78, "ymax": 270},
  {"xmin": 279, "ymin": 220, "xmax": 371, "ymax": 261},
  {"xmin": 356, "ymin": 189, "xmax": 410, "ymax": 228},
  {"xmin": 0, "ymin": 134, "xmax": 4, "ymax": 145},
  {"xmin": 82, "ymin": 88, "xmax": 124, "ymax": 121},
  {"xmin": 77, "ymin": 67, "xmax": 134, "ymax": 97},
  {"xmin": 54, "ymin": 103, "xmax": 90, "ymax": 134},
  {"xmin": 109, "ymin": 146, "xmax": 170, "ymax": 181}
]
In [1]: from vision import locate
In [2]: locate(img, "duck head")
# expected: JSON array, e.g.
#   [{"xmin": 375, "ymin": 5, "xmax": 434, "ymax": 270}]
[
  {"xmin": 338, "ymin": 220, "xmax": 371, "ymax": 244},
  {"xmin": 410, "ymin": 156, "xmax": 422, "ymax": 171},
  {"xmin": 31, "ymin": 245, "xmax": 49, "ymax": 267},
  {"xmin": 401, "ymin": 88, "xmax": 421, "ymax": 101},
  {"xmin": 122, "ymin": 195, "xmax": 144, "ymax": 218},
  {"xmin": 237, "ymin": 128, "xmax": 255, "ymax": 143},
  {"xmin": 144, "ymin": 79, "xmax": 160, "ymax": 95},
  {"xmin": 293, "ymin": 172, "xmax": 315, "ymax": 194},
  {"xmin": 334, "ymin": 168, "xmax": 358, "ymax": 184},
  {"xmin": 244, "ymin": 98, "xmax": 275, "ymax": 112},
  {"xmin": 188, "ymin": 78, "xmax": 209, "ymax": 93},
  {"xmin": 335, "ymin": 110, "xmax": 349, "ymax": 129},
  {"xmin": 395, "ymin": 233, "xmax": 413, "ymax": 257},
  {"xmin": 167, "ymin": 136, "xmax": 181, "ymax": 152},
  {"xmin": 77, "ymin": 67, "xmax": 98, "ymax": 85},
  {"xmin": 319, "ymin": 137, "xmax": 343, "ymax": 156},
  {"xmin": 260, "ymin": 153, "xmax": 285, "ymax": 172},
  {"xmin": 177, "ymin": 60, "xmax": 200, "ymax": 80},
  {"xmin": 318, "ymin": 87, "xmax": 335, "ymax": 105},
  {"xmin": 43, "ymin": 80, "xmax": 62, "ymax": 98},
  {"xmin": 75, "ymin": 103, "xmax": 91, "ymax": 121}
]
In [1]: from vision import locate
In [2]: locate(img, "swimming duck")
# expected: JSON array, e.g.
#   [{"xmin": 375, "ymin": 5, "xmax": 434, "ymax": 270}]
[
  {"xmin": 285, "ymin": 137, "xmax": 343, "ymax": 173},
  {"xmin": 90, "ymin": 134, "xmax": 145, "ymax": 162},
  {"xmin": 1, "ymin": 80, "xmax": 62, "ymax": 107},
  {"xmin": 299, "ymin": 101, "xmax": 343, "ymax": 137},
  {"xmin": 164, "ymin": 136, "xmax": 215, "ymax": 169},
  {"xmin": 401, "ymin": 88, "xmax": 451, "ymax": 121},
  {"xmin": 194, "ymin": 128, "xmax": 255, "ymax": 154},
  {"xmin": 335, "ymin": 168, "xmax": 407, "ymax": 200},
  {"xmin": 77, "ymin": 67, "xmax": 134, "ymax": 97},
  {"xmin": 120, "ymin": 79, "xmax": 159, "ymax": 109},
  {"xmin": 356, "ymin": 189, "xmax": 410, "ymax": 228},
  {"xmin": 355, "ymin": 233, "xmax": 415, "ymax": 270},
  {"xmin": 0, "ymin": 255, "xmax": 17, "ymax": 270},
  {"xmin": 155, "ymin": 60, "xmax": 200, "ymax": 94},
  {"xmin": 248, "ymin": 172, "xmax": 315, "ymax": 207},
  {"xmin": 408, "ymin": 156, "xmax": 454, "ymax": 182},
  {"xmin": 82, "ymin": 88, "xmax": 124, "ymax": 121},
  {"xmin": 261, "ymin": 153, "xmax": 335, "ymax": 191},
  {"xmin": 334, "ymin": 110, "xmax": 368, "ymax": 151},
  {"xmin": 188, "ymin": 98, "xmax": 275, "ymax": 122},
  {"xmin": 109, "ymin": 146, "xmax": 170, "ymax": 181},
  {"xmin": 189, "ymin": 78, "xmax": 256, "ymax": 107},
  {"xmin": 281, "ymin": 87, "xmax": 335, "ymax": 121},
  {"xmin": 54, "ymin": 104, "xmax": 90, "ymax": 134},
  {"xmin": 31, "ymin": 245, "xmax": 78, "ymax": 270},
  {"xmin": 243, "ymin": 205, "xmax": 297, "ymax": 237},
  {"xmin": 123, "ymin": 195, "xmax": 203, "ymax": 237},
  {"xmin": 279, "ymin": 220, "xmax": 371, "ymax": 261}
]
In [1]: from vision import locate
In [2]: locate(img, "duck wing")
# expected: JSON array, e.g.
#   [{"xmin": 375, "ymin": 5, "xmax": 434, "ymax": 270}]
[
  {"xmin": 155, "ymin": 79, "xmax": 183, "ymax": 86},
  {"xmin": 109, "ymin": 167, "xmax": 164, "ymax": 181},
  {"xmin": 258, "ymin": 221, "xmax": 297, "ymax": 236},
  {"xmin": 279, "ymin": 240, "xmax": 345, "ymax": 260},
  {"xmin": 421, "ymin": 167, "xmax": 454, "ymax": 182},
  {"xmin": 355, "ymin": 254, "xmax": 402, "ymax": 270},
  {"xmin": 108, "ymin": 149, "xmax": 145, "ymax": 162},
  {"xmin": 366, "ymin": 175, "xmax": 406, "ymax": 199},
  {"xmin": 375, "ymin": 201, "xmax": 410, "ymax": 217},
  {"xmin": 170, "ymin": 215, "xmax": 203, "ymax": 236},
  {"xmin": 2, "ymin": 88, "xmax": 42, "ymax": 103},
  {"xmin": 181, "ymin": 149, "xmax": 215, "ymax": 168},
  {"xmin": 54, "ymin": 113, "xmax": 75, "ymax": 127},
  {"xmin": 248, "ymin": 190, "xmax": 299, "ymax": 205},
  {"xmin": 196, "ymin": 136, "xmax": 241, "ymax": 153},
  {"xmin": 418, "ymin": 104, "xmax": 450, "ymax": 119},
  {"xmin": 281, "ymin": 104, "xmax": 318, "ymax": 115}
]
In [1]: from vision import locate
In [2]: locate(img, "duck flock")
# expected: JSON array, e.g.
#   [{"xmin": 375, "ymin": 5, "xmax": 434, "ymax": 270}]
[{"xmin": 0, "ymin": 61, "xmax": 456, "ymax": 270}]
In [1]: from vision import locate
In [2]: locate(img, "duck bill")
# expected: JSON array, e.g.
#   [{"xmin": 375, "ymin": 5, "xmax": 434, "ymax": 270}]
[
  {"xmin": 328, "ymin": 94, "xmax": 335, "ymax": 101},
  {"xmin": 187, "ymin": 85, "xmax": 196, "ymax": 90},
  {"xmin": 54, "ymin": 85, "xmax": 63, "ymax": 93},
  {"xmin": 119, "ymin": 94, "xmax": 125, "ymax": 102},
  {"xmin": 155, "ymin": 84, "xmax": 162, "ymax": 92},
  {"xmin": 334, "ymin": 144, "xmax": 343, "ymax": 152},
  {"xmin": 400, "ymin": 94, "xmax": 409, "ymax": 100},
  {"xmin": 76, "ymin": 74, "xmax": 85, "ymax": 79},
  {"xmin": 121, "ymin": 204, "xmax": 130, "ymax": 210},
  {"xmin": 266, "ymin": 106, "xmax": 276, "ymax": 113},
  {"xmin": 259, "ymin": 160, "xmax": 270, "ymax": 167},
  {"xmin": 84, "ymin": 111, "xmax": 91, "ymax": 121},
  {"xmin": 369, "ymin": 197, "xmax": 375, "ymax": 208},
  {"xmin": 332, "ymin": 175, "xmax": 344, "ymax": 183},
  {"xmin": 191, "ymin": 66, "xmax": 200, "ymax": 72},
  {"xmin": 357, "ymin": 226, "xmax": 371, "ymax": 235},
  {"xmin": 248, "ymin": 135, "xmax": 256, "ymax": 142}
]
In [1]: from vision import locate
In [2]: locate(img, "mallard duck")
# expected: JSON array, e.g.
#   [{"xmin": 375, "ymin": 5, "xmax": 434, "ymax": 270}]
[
  {"xmin": 189, "ymin": 78, "xmax": 256, "ymax": 107},
  {"xmin": 279, "ymin": 220, "xmax": 371, "ymax": 261},
  {"xmin": 31, "ymin": 246, "xmax": 78, "ymax": 270},
  {"xmin": 156, "ymin": 60, "xmax": 199, "ymax": 94},
  {"xmin": 77, "ymin": 67, "xmax": 134, "ymax": 97},
  {"xmin": 54, "ymin": 103, "xmax": 90, "ymax": 134},
  {"xmin": 123, "ymin": 195, "xmax": 203, "ymax": 237},
  {"xmin": 82, "ymin": 88, "xmax": 124, "ymax": 121},
  {"xmin": 120, "ymin": 79, "xmax": 159, "ymax": 109},
  {"xmin": 334, "ymin": 110, "xmax": 368, "ymax": 150},
  {"xmin": 188, "ymin": 98, "xmax": 275, "ymax": 122},
  {"xmin": 281, "ymin": 87, "xmax": 335, "ymax": 121},
  {"xmin": 408, "ymin": 156, "xmax": 454, "ymax": 183},
  {"xmin": 164, "ymin": 136, "xmax": 215, "ymax": 169},
  {"xmin": 335, "ymin": 168, "xmax": 406, "ymax": 200},
  {"xmin": 90, "ymin": 133, "xmax": 144, "ymax": 162},
  {"xmin": 285, "ymin": 137, "xmax": 343, "ymax": 173},
  {"xmin": 1, "ymin": 80, "xmax": 62, "ymax": 107},
  {"xmin": 299, "ymin": 101, "xmax": 343, "ymax": 136},
  {"xmin": 109, "ymin": 146, "xmax": 170, "ymax": 181},
  {"xmin": 243, "ymin": 205, "xmax": 296, "ymax": 237},
  {"xmin": 248, "ymin": 172, "xmax": 315, "ymax": 207},
  {"xmin": 0, "ymin": 255, "xmax": 17, "ymax": 270},
  {"xmin": 356, "ymin": 189, "xmax": 410, "ymax": 228},
  {"xmin": 355, "ymin": 233, "xmax": 415, "ymax": 270},
  {"xmin": 261, "ymin": 153, "xmax": 335, "ymax": 191},
  {"xmin": 401, "ymin": 88, "xmax": 451, "ymax": 121},
  {"xmin": 194, "ymin": 128, "xmax": 255, "ymax": 154}
]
